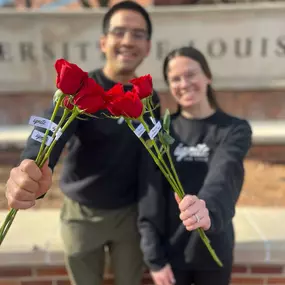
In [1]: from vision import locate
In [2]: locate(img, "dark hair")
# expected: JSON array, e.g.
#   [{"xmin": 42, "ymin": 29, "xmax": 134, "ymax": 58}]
[
  {"xmin": 163, "ymin": 46, "xmax": 219, "ymax": 109},
  {"xmin": 102, "ymin": 1, "xmax": 152, "ymax": 40}
]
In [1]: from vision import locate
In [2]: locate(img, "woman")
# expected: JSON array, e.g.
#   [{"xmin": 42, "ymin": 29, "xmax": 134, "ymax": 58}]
[{"xmin": 138, "ymin": 46, "xmax": 252, "ymax": 285}]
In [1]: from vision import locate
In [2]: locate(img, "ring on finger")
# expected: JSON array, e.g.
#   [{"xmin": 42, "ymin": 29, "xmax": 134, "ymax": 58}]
[{"xmin": 194, "ymin": 213, "xmax": 200, "ymax": 223}]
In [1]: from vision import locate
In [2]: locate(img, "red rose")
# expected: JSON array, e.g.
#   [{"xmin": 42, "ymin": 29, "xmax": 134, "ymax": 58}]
[
  {"xmin": 104, "ymin": 84, "xmax": 143, "ymax": 119},
  {"xmin": 55, "ymin": 59, "xmax": 89, "ymax": 95},
  {"xmin": 130, "ymin": 74, "xmax": 153, "ymax": 99},
  {"xmin": 63, "ymin": 78, "xmax": 106, "ymax": 114},
  {"xmin": 63, "ymin": 96, "xmax": 74, "ymax": 110},
  {"xmin": 104, "ymin": 83, "xmax": 125, "ymax": 103}
]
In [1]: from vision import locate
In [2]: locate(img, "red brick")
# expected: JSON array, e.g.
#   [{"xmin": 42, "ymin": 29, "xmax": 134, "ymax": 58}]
[
  {"xmin": 21, "ymin": 282, "xmax": 52, "ymax": 285},
  {"xmin": 0, "ymin": 268, "xmax": 32, "ymax": 277},
  {"xmin": 248, "ymin": 145, "xmax": 285, "ymax": 163},
  {"xmin": 231, "ymin": 277, "xmax": 265, "ymax": 284},
  {"xmin": 0, "ymin": 281, "xmax": 19, "ymax": 285},
  {"xmin": 159, "ymin": 89, "xmax": 285, "ymax": 121},
  {"xmin": 216, "ymin": 90, "xmax": 285, "ymax": 120},
  {"xmin": 1, "ymin": 89, "xmax": 285, "ymax": 125},
  {"xmin": 268, "ymin": 277, "xmax": 285, "ymax": 284},
  {"xmin": 36, "ymin": 266, "xmax": 67, "ymax": 276},
  {"xmin": 232, "ymin": 265, "xmax": 248, "ymax": 273},
  {"xmin": 250, "ymin": 265, "xmax": 284, "ymax": 274}
]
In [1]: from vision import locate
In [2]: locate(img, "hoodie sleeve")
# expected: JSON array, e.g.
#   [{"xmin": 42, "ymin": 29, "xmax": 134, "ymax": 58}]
[
  {"xmin": 198, "ymin": 120, "xmax": 252, "ymax": 234},
  {"xmin": 137, "ymin": 149, "xmax": 168, "ymax": 271},
  {"xmin": 20, "ymin": 101, "xmax": 78, "ymax": 171}
]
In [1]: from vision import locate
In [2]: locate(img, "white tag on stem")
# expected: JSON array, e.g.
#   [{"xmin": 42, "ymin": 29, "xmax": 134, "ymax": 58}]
[
  {"xmin": 55, "ymin": 131, "xmax": 62, "ymax": 141},
  {"xmin": 29, "ymin": 115, "xmax": 60, "ymax": 133},
  {"xmin": 148, "ymin": 121, "xmax": 162, "ymax": 139},
  {"xmin": 134, "ymin": 123, "xmax": 146, "ymax": 138},
  {"xmin": 150, "ymin": 116, "xmax": 156, "ymax": 125},
  {"xmin": 31, "ymin": 130, "xmax": 53, "ymax": 146}
]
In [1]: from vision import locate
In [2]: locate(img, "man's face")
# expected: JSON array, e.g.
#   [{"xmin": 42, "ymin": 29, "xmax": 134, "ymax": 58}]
[{"xmin": 100, "ymin": 9, "xmax": 151, "ymax": 75}]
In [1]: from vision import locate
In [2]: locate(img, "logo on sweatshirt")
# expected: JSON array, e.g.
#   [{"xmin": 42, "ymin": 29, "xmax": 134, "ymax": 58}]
[{"xmin": 174, "ymin": 143, "xmax": 210, "ymax": 162}]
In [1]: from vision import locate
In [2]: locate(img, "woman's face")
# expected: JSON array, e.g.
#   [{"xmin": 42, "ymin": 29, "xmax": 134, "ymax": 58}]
[{"xmin": 167, "ymin": 56, "xmax": 211, "ymax": 109}]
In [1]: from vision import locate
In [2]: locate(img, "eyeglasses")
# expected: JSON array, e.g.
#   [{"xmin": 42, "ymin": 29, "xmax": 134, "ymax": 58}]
[
  {"xmin": 169, "ymin": 69, "xmax": 202, "ymax": 85},
  {"xmin": 108, "ymin": 27, "xmax": 148, "ymax": 41}
]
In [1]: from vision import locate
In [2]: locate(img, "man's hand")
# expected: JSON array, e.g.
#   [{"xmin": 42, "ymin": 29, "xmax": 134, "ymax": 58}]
[
  {"xmin": 175, "ymin": 193, "xmax": 211, "ymax": 231},
  {"xmin": 150, "ymin": 264, "xmax": 176, "ymax": 285},
  {"xmin": 5, "ymin": 159, "xmax": 52, "ymax": 209}
]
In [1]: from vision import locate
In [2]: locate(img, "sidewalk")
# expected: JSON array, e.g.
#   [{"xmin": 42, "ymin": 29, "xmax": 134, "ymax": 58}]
[{"xmin": 1, "ymin": 206, "xmax": 285, "ymax": 266}]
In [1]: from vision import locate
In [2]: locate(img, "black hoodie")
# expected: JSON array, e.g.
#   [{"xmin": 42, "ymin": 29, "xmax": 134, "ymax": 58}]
[{"xmin": 138, "ymin": 110, "xmax": 252, "ymax": 271}]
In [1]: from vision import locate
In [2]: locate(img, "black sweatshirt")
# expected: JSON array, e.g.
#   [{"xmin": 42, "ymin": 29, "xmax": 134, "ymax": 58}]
[
  {"xmin": 20, "ymin": 69, "xmax": 159, "ymax": 209},
  {"xmin": 138, "ymin": 110, "xmax": 252, "ymax": 271}
]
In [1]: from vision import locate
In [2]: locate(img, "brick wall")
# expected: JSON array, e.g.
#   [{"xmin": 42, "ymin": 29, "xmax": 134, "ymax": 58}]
[
  {"xmin": 1, "ymin": 264, "xmax": 285, "ymax": 285},
  {"xmin": 247, "ymin": 145, "xmax": 285, "ymax": 163},
  {"xmin": 0, "ymin": 89, "xmax": 285, "ymax": 125},
  {"xmin": 159, "ymin": 89, "xmax": 285, "ymax": 121}
]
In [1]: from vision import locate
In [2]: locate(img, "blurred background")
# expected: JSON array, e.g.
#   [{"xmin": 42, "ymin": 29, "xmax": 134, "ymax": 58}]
[{"xmin": 0, "ymin": 1, "xmax": 285, "ymax": 284}]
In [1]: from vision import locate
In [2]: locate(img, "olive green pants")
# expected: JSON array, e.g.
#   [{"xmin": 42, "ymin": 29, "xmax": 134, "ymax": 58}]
[{"xmin": 60, "ymin": 196, "xmax": 144, "ymax": 285}]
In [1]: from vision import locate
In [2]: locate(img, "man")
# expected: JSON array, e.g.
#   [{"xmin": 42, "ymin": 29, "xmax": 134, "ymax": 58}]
[{"xmin": 5, "ymin": 2, "xmax": 155, "ymax": 285}]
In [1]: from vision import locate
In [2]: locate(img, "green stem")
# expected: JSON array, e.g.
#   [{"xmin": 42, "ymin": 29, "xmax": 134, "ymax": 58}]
[
  {"xmin": 38, "ymin": 109, "xmax": 79, "ymax": 168},
  {"xmin": 139, "ymin": 117, "xmax": 182, "ymax": 196},
  {"xmin": 0, "ymin": 208, "xmax": 18, "ymax": 246},
  {"xmin": 37, "ymin": 108, "xmax": 71, "ymax": 165},
  {"xmin": 146, "ymin": 96, "xmax": 156, "ymax": 119},
  {"xmin": 35, "ymin": 93, "xmax": 65, "ymax": 164},
  {"xmin": 139, "ymin": 117, "xmax": 160, "ymax": 154},
  {"xmin": 140, "ymin": 118, "xmax": 166, "ymax": 165},
  {"xmin": 147, "ymin": 99, "xmax": 184, "ymax": 197},
  {"xmin": 165, "ymin": 146, "xmax": 185, "ymax": 197},
  {"xmin": 197, "ymin": 228, "xmax": 223, "ymax": 267},
  {"xmin": 0, "ymin": 208, "xmax": 14, "ymax": 237},
  {"xmin": 126, "ymin": 120, "xmax": 180, "ymax": 195}
]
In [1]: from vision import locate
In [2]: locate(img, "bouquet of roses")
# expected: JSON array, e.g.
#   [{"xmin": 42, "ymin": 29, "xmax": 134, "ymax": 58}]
[
  {"xmin": 0, "ymin": 59, "xmax": 222, "ymax": 267},
  {"xmin": 0, "ymin": 59, "xmax": 107, "ymax": 246}
]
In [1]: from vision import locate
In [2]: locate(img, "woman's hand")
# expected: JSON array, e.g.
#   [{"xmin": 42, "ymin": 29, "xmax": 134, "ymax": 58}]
[
  {"xmin": 150, "ymin": 264, "xmax": 176, "ymax": 285},
  {"xmin": 176, "ymin": 194, "xmax": 211, "ymax": 231}
]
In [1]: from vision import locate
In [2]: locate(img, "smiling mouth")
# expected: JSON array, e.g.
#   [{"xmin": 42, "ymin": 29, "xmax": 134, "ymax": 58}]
[
  {"xmin": 116, "ymin": 50, "xmax": 137, "ymax": 60},
  {"xmin": 181, "ymin": 90, "xmax": 195, "ymax": 97},
  {"xmin": 182, "ymin": 95, "xmax": 194, "ymax": 101}
]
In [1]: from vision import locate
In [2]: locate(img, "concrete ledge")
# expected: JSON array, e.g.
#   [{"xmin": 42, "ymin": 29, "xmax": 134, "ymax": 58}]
[
  {"xmin": 234, "ymin": 207, "xmax": 285, "ymax": 265},
  {"xmin": 0, "ymin": 207, "xmax": 285, "ymax": 266},
  {"xmin": 250, "ymin": 120, "xmax": 285, "ymax": 145},
  {"xmin": 1, "ymin": 121, "xmax": 285, "ymax": 147},
  {"xmin": 0, "ymin": 125, "xmax": 33, "ymax": 149}
]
